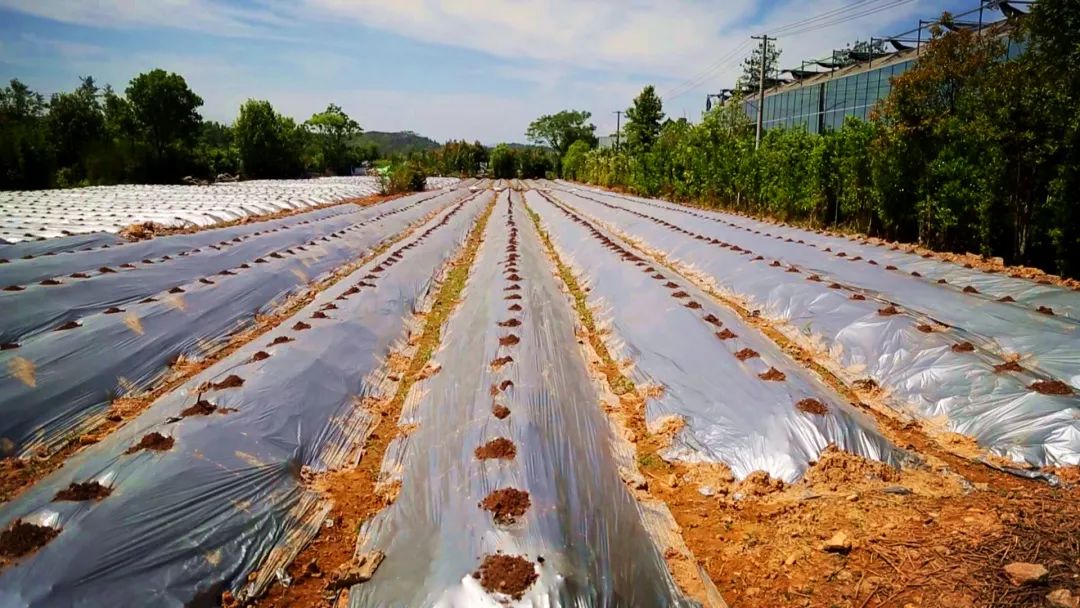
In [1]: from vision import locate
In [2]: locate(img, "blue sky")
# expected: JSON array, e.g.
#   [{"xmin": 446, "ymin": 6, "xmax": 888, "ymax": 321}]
[{"xmin": 0, "ymin": 0, "xmax": 976, "ymax": 144}]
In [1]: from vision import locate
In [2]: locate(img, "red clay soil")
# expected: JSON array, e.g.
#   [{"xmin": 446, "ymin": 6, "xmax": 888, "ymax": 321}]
[
  {"xmin": 479, "ymin": 488, "xmax": 532, "ymax": 524},
  {"xmin": 0, "ymin": 520, "xmax": 59, "ymax": 558},
  {"xmin": 758, "ymin": 368, "xmax": 787, "ymax": 382},
  {"xmin": 735, "ymin": 348, "xmax": 760, "ymax": 361},
  {"xmin": 475, "ymin": 438, "xmax": 517, "ymax": 460},
  {"xmin": 796, "ymin": 398, "xmax": 829, "ymax": 416},
  {"xmin": 124, "ymin": 433, "xmax": 174, "ymax": 454},
  {"xmin": 490, "ymin": 356, "xmax": 514, "ymax": 370},
  {"xmin": 993, "ymin": 361, "xmax": 1025, "ymax": 374},
  {"xmin": 951, "ymin": 341, "xmax": 976, "ymax": 353},
  {"xmin": 1030, "ymin": 380, "xmax": 1073, "ymax": 396},
  {"xmin": 472, "ymin": 554, "xmax": 538, "ymax": 600},
  {"xmin": 53, "ymin": 481, "xmax": 112, "ymax": 502},
  {"xmin": 492, "ymin": 404, "xmax": 511, "ymax": 420}
]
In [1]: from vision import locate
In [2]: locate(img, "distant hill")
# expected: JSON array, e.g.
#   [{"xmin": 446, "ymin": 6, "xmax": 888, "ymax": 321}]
[{"xmin": 357, "ymin": 131, "xmax": 440, "ymax": 157}]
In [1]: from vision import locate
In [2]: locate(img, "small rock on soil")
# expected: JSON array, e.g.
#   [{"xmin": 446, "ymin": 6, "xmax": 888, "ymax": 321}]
[
  {"xmin": 1003, "ymin": 562, "xmax": 1049, "ymax": 586},
  {"xmin": 327, "ymin": 551, "xmax": 384, "ymax": 590}
]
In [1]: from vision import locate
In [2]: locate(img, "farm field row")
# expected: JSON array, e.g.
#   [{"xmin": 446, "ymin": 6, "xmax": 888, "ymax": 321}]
[
  {"xmin": 0, "ymin": 181, "xmax": 1076, "ymax": 608},
  {"xmin": 0, "ymin": 176, "xmax": 460, "ymax": 244}
]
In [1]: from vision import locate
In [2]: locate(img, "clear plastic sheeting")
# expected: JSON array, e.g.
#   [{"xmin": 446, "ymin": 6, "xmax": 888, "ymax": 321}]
[
  {"xmin": 0, "ymin": 190, "xmax": 470, "ymax": 344},
  {"xmin": 0, "ymin": 201, "xmax": 361, "ymax": 289},
  {"xmin": 0, "ymin": 193, "xmax": 484, "ymax": 608},
  {"xmin": 0, "ymin": 232, "xmax": 123, "ymax": 261},
  {"xmin": 526, "ymin": 191, "xmax": 900, "ymax": 482},
  {"xmin": 0, "ymin": 176, "xmax": 461, "ymax": 242},
  {"xmin": 562, "ymin": 182, "xmax": 1080, "ymax": 323},
  {"xmin": 0, "ymin": 191, "xmax": 471, "ymax": 457},
  {"xmin": 546, "ymin": 184, "xmax": 1080, "ymax": 468},
  {"xmin": 352, "ymin": 192, "xmax": 695, "ymax": 607}
]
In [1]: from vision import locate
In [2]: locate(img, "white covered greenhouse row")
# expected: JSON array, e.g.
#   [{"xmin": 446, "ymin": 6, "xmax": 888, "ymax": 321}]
[{"xmin": 0, "ymin": 176, "xmax": 460, "ymax": 243}]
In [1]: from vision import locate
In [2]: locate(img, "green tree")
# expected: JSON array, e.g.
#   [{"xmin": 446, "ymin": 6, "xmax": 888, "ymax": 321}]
[
  {"xmin": 526, "ymin": 110, "xmax": 598, "ymax": 157},
  {"xmin": 305, "ymin": 103, "xmax": 362, "ymax": 175},
  {"xmin": 46, "ymin": 77, "xmax": 106, "ymax": 182},
  {"xmin": 125, "ymin": 69, "xmax": 203, "ymax": 173},
  {"xmin": 234, "ymin": 99, "xmax": 305, "ymax": 179},
  {"xmin": 489, "ymin": 144, "xmax": 517, "ymax": 179},
  {"xmin": 736, "ymin": 41, "xmax": 781, "ymax": 93},
  {"xmin": 0, "ymin": 79, "xmax": 53, "ymax": 189},
  {"xmin": 561, "ymin": 139, "xmax": 591, "ymax": 180},
  {"xmin": 624, "ymin": 85, "xmax": 665, "ymax": 152}
]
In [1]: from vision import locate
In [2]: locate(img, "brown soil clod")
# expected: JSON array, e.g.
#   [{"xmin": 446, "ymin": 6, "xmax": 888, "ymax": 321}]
[
  {"xmin": 734, "ymin": 348, "xmax": 759, "ymax": 361},
  {"xmin": 124, "ymin": 432, "xmax": 174, "ymax": 454},
  {"xmin": 877, "ymin": 305, "xmax": 900, "ymax": 316},
  {"xmin": 327, "ymin": 551, "xmax": 385, "ymax": 590},
  {"xmin": 39, "ymin": 279, "xmax": 61, "ymax": 286},
  {"xmin": 1030, "ymin": 380, "xmax": 1073, "ymax": 395},
  {"xmin": 180, "ymin": 400, "xmax": 219, "ymax": 417},
  {"xmin": 1037, "ymin": 306, "xmax": 1055, "ymax": 316},
  {"xmin": 671, "ymin": 291, "xmax": 689, "ymax": 299},
  {"xmin": 475, "ymin": 438, "xmax": 517, "ymax": 460},
  {"xmin": 684, "ymin": 301, "xmax": 702, "ymax": 309},
  {"xmin": 168, "ymin": 287, "xmax": 184, "ymax": 294},
  {"xmin": 850, "ymin": 293, "xmax": 866, "ymax": 300},
  {"xmin": 497, "ymin": 319, "xmax": 521, "ymax": 327},
  {"xmin": 212, "ymin": 375, "xmax": 244, "ymax": 390},
  {"xmin": 951, "ymin": 341, "xmax": 976, "ymax": 353},
  {"xmin": 490, "ymin": 356, "xmax": 514, "ymax": 370},
  {"xmin": 1, "ymin": 343, "xmax": 19, "ymax": 350},
  {"xmin": 103, "ymin": 307, "xmax": 124, "ymax": 314},
  {"xmin": 716, "ymin": 329, "xmax": 737, "ymax": 340},
  {"xmin": 508, "ymin": 304, "xmax": 523, "ymax": 312},
  {"xmin": 917, "ymin": 323, "xmax": 935, "ymax": 333},
  {"xmin": 703, "ymin": 314, "xmax": 721, "ymax": 326},
  {"xmin": 251, "ymin": 351, "xmax": 271, "ymax": 362},
  {"xmin": 472, "ymin": 554, "xmax": 538, "ymax": 600},
  {"xmin": 993, "ymin": 361, "xmax": 1024, "ymax": 374},
  {"xmin": 54, "ymin": 320, "xmax": 81, "ymax": 331},
  {"xmin": 998, "ymin": 295, "xmax": 1016, "ymax": 303},
  {"xmin": 269, "ymin": 336, "xmax": 292, "ymax": 346},
  {"xmin": 664, "ymin": 282, "xmax": 679, "ymax": 288},
  {"xmin": 292, "ymin": 322, "xmax": 311, "ymax": 331},
  {"xmin": 311, "ymin": 311, "xmax": 329, "ymax": 319},
  {"xmin": 492, "ymin": 404, "xmax": 511, "ymax": 419},
  {"xmin": 758, "ymin": 367, "xmax": 786, "ymax": 381},
  {"xmin": 0, "ymin": 520, "xmax": 60, "ymax": 558},
  {"xmin": 796, "ymin": 398, "xmax": 829, "ymax": 415},
  {"xmin": 53, "ymin": 481, "xmax": 112, "ymax": 502},
  {"xmin": 479, "ymin": 488, "xmax": 532, "ymax": 524},
  {"xmin": 498, "ymin": 335, "xmax": 520, "ymax": 347},
  {"xmin": 963, "ymin": 285, "xmax": 980, "ymax": 294}
]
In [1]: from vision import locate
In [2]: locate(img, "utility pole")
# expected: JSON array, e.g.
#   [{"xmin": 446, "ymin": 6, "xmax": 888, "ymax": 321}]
[
  {"xmin": 751, "ymin": 34, "xmax": 774, "ymax": 150},
  {"xmin": 612, "ymin": 110, "xmax": 622, "ymax": 152}
]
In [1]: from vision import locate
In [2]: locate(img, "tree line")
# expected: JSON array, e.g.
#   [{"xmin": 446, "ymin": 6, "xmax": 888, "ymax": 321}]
[
  {"xmin": 0, "ymin": 69, "xmax": 380, "ymax": 189},
  {"xmin": 563, "ymin": 0, "xmax": 1080, "ymax": 279}
]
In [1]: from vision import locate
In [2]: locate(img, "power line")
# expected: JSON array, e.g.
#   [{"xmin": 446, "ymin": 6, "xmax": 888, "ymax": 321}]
[
  {"xmin": 661, "ymin": 39, "xmax": 752, "ymax": 102},
  {"xmin": 770, "ymin": 0, "xmax": 918, "ymax": 37}
]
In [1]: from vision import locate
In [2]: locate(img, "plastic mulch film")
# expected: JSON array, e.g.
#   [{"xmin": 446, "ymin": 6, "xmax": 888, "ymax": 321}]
[
  {"xmin": 0, "ymin": 191, "xmax": 470, "ymax": 458},
  {"xmin": 526, "ymin": 191, "xmax": 901, "ymax": 482},
  {"xmin": 547, "ymin": 185, "xmax": 1080, "ymax": 468},
  {"xmin": 0, "ymin": 193, "xmax": 484, "ymax": 608},
  {"xmin": 0, "ymin": 190, "xmax": 470, "ymax": 344},
  {"xmin": 351, "ymin": 191, "xmax": 696, "ymax": 607},
  {"xmin": 0, "ymin": 232, "xmax": 123, "ymax": 261},
  {"xmin": 0, "ymin": 201, "xmax": 360, "ymax": 289},
  {"xmin": 561, "ymin": 182, "xmax": 1080, "ymax": 322},
  {"xmin": 0, "ymin": 176, "xmax": 463, "ymax": 243}
]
